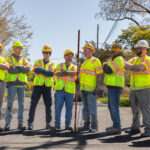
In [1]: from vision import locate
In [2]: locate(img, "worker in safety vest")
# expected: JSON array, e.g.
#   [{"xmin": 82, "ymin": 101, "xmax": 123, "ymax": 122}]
[
  {"xmin": 79, "ymin": 43, "xmax": 103, "ymax": 132},
  {"xmin": 125, "ymin": 40, "xmax": 150, "ymax": 137},
  {"xmin": 4, "ymin": 41, "xmax": 30, "ymax": 131},
  {"xmin": 54, "ymin": 49, "xmax": 77, "ymax": 131},
  {"xmin": 103, "ymin": 43, "xmax": 124, "ymax": 135},
  {"xmin": 0, "ymin": 43, "xmax": 9, "ymax": 132},
  {"xmin": 28, "ymin": 45, "xmax": 55, "ymax": 130}
]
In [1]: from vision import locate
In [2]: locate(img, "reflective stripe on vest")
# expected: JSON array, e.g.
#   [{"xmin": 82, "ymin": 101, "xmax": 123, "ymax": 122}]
[
  {"xmin": 104, "ymin": 56, "xmax": 124, "ymax": 88},
  {"xmin": 130, "ymin": 56, "xmax": 150, "ymax": 88},
  {"xmin": 0, "ymin": 57, "xmax": 6, "ymax": 81},
  {"xmin": 55, "ymin": 63, "xmax": 76, "ymax": 94},
  {"xmin": 95, "ymin": 66, "xmax": 102, "ymax": 72},
  {"xmin": 80, "ymin": 57, "xmax": 99, "ymax": 91},
  {"xmin": 6, "ymin": 56, "xmax": 27, "ymax": 83},
  {"xmin": 33, "ymin": 60, "xmax": 54, "ymax": 87},
  {"xmin": 80, "ymin": 69, "xmax": 96, "ymax": 76}
]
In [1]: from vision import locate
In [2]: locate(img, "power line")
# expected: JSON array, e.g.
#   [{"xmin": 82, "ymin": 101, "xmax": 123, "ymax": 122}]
[
  {"xmin": 101, "ymin": 21, "xmax": 118, "ymax": 48},
  {"xmin": 101, "ymin": 0, "xmax": 128, "ymax": 48}
]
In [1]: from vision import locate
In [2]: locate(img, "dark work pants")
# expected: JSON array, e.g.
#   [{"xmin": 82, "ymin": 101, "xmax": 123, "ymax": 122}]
[{"xmin": 28, "ymin": 85, "xmax": 52, "ymax": 125}]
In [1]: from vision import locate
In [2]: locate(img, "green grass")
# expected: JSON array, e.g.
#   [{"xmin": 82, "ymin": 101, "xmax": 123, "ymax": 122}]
[
  {"xmin": 98, "ymin": 96, "xmax": 130, "ymax": 106},
  {"xmin": 25, "ymin": 91, "xmax": 32, "ymax": 98}
]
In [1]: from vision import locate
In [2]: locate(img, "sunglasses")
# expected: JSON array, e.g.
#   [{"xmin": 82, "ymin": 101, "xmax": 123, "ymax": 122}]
[
  {"xmin": 136, "ymin": 47, "xmax": 143, "ymax": 51},
  {"xmin": 16, "ymin": 47, "xmax": 23, "ymax": 50},
  {"xmin": 43, "ymin": 52, "xmax": 51, "ymax": 55},
  {"xmin": 111, "ymin": 51, "xmax": 116, "ymax": 53}
]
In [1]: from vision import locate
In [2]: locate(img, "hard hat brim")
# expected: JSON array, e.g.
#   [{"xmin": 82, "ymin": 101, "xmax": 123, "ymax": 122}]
[
  {"xmin": 111, "ymin": 48, "xmax": 123, "ymax": 52},
  {"xmin": 64, "ymin": 52, "xmax": 74, "ymax": 57},
  {"xmin": 82, "ymin": 47, "xmax": 95, "ymax": 53}
]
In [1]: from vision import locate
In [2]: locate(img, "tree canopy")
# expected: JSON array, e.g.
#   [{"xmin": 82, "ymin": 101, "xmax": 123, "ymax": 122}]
[
  {"xmin": 96, "ymin": 0, "xmax": 150, "ymax": 25},
  {"xmin": 115, "ymin": 25, "xmax": 150, "ymax": 53},
  {"xmin": 0, "ymin": 0, "xmax": 32, "ymax": 59}
]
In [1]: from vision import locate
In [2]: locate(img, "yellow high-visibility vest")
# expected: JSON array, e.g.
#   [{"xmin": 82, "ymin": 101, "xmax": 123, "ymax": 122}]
[
  {"xmin": 104, "ymin": 56, "xmax": 124, "ymax": 88},
  {"xmin": 128, "ymin": 55, "xmax": 150, "ymax": 90},
  {"xmin": 55, "ymin": 63, "xmax": 77, "ymax": 94},
  {"xmin": 80, "ymin": 57, "xmax": 103, "ymax": 92},
  {"xmin": 0, "ymin": 56, "xmax": 7, "ymax": 82},
  {"xmin": 33, "ymin": 59, "xmax": 55, "ymax": 87},
  {"xmin": 6, "ymin": 56, "xmax": 29, "ymax": 83}
]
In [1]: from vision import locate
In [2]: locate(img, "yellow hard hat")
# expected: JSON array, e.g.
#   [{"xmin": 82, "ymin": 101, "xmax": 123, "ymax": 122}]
[
  {"xmin": 0, "ymin": 43, "xmax": 3, "ymax": 48},
  {"xmin": 111, "ymin": 43, "xmax": 123, "ymax": 52},
  {"xmin": 82, "ymin": 43, "xmax": 95, "ymax": 53},
  {"xmin": 13, "ymin": 41, "xmax": 24, "ymax": 48},
  {"xmin": 64, "ymin": 49, "xmax": 74, "ymax": 57},
  {"xmin": 43, "ymin": 44, "xmax": 52, "ymax": 52}
]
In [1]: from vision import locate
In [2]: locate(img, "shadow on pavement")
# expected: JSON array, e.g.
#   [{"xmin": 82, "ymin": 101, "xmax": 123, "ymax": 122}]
[
  {"xmin": 99, "ymin": 134, "xmax": 142, "ymax": 143},
  {"xmin": 21, "ymin": 130, "xmax": 111, "ymax": 150},
  {"xmin": 0, "ymin": 147, "xmax": 8, "ymax": 150},
  {"xmin": 0, "ymin": 129, "xmax": 25, "ymax": 136},
  {"xmin": 23, "ymin": 129, "xmax": 51, "ymax": 136},
  {"xmin": 129, "ymin": 139, "xmax": 150, "ymax": 147}
]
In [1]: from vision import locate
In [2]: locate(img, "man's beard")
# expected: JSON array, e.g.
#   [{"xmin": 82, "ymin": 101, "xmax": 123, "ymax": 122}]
[{"xmin": 136, "ymin": 50, "xmax": 142, "ymax": 56}]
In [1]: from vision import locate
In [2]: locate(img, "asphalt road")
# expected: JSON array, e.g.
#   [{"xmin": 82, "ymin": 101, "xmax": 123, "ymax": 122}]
[{"xmin": 0, "ymin": 98, "xmax": 150, "ymax": 150}]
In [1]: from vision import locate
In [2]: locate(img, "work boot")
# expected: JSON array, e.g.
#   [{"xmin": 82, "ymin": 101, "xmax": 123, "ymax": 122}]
[
  {"xmin": 107, "ymin": 128, "xmax": 121, "ymax": 135},
  {"xmin": 106, "ymin": 126, "xmax": 114, "ymax": 131},
  {"xmin": 141, "ymin": 131, "xmax": 150, "ymax": 137},
  {"xmin": 78, "ymin": 122, "xmax": 90, "ymax": 131},
  {"xmin": 0, "ymin": 127, "xmax": 3, "ymax": 132},
  {"xmin": 28, "ymin": 124, "xmax": 33, "ymax": 130},
  {"xmin": 55, "ymin": 126, "xmax": 61, "ymax": 132},
  {"xmin": 18, "ymin": 123, "xmax": 26, "ymax": 131},
  {"xmin": 125, "ymin": 128, "xmax": 141, "ymax": 135},
  {"xmin": 46, "ymin": 123, "xmax": 51, "ymax": 130},
  {"xmin": 89, "ymin": 128, "xmax": 98, "ymax": 133},
  {"xmin": 65, "ymin": 125, "xmax": 73, "ymax": 131},
  {"xmin": 4, "ymin": 124, "xmax": 10, "ymax": 131}
]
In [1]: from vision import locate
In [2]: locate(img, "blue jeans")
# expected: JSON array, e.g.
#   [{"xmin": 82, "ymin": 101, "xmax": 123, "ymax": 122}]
[
  {"xmin": 55, "ymin": 90, "xmax": 74, "ymax": 127},
  {"xmin": 0, "ymin": 82, "xmax": 5, "ymax": 121},
  {"xmin": 107, "ymin": 86, "xmax": 123, "ymax": 129},
  {"xmin": 82, "ymin": 91, "xmax": 98, "ymax": 129},
  {"xmin": 5, "ymin": 86, "xmax": 25, "ymax": 124}
]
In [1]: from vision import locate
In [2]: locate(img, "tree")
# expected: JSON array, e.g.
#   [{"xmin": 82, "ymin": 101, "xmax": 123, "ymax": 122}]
[
  {"xmin": 0, "ymin": 0, "xmax": 32, "ymax": 60},
  {"xmin": 96, "ymin": 0, "xmax": 150, "ymax": 25},
  {"xmin": 115, "ymin": 25, "xmax": 150, "ymax": 53},
  {"xmin": 115, "ymin": 25, "xmax": 150, "ymax": 86}
]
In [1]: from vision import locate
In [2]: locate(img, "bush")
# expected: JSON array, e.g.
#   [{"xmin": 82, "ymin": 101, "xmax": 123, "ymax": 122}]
[{"xmin": 99, "ymin": 96, "xmax": 130, "ymax": 106}]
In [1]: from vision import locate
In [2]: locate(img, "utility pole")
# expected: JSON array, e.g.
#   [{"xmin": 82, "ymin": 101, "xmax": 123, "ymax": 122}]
[
  {"xmin": 96, "ymin": 24, "xmax": 99, "ymax": 56},
  {"xmin": 74, "ymin": 30, "xmax": 80, "ymax": 132}
]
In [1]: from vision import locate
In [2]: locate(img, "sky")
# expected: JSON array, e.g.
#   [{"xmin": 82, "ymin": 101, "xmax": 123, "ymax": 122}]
[{"xmin": 13, "ymin": 0, "xmax": 130, "ymax": 65}]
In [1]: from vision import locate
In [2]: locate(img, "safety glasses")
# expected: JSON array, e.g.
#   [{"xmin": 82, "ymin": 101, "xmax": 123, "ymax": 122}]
[
  {"xmin": 17, "ymin": 47, "xmax": 23, "ymax": 50},
  {"xmin": 136, "ymin": 47, "xmax": 143, "ymax": 51},
  {"xmin": 110, "ymin": 51, "xmax": 116, "ymax": 53},
  {"xmin": 43, "ymin": 52, "xmax": 51, "ymax": 55}
]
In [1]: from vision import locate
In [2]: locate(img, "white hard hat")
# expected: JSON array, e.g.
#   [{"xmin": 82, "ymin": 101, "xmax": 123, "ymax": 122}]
[{"xmin": 135, "ymin": 40, "xmax": 149, "ymax": 48}]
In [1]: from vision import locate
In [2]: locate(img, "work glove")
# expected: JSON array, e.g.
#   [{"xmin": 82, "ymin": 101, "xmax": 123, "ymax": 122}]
[
  {"xmin": 103, "ymin": 64, "xmax": 113, "ymax": 74},
  {"xmin": 8, "ymin": 66, "xmax": 21, "ymax": 74},
  {"xmin": 16, "ymin": 65, "xmax": 23, "ymax": 70},
  {"xmin": 93, "ymin": 88, "xmax": 104, "ymax": 98},
  {"xmin": 16, "ymin": 65, "xmax": 30, "ymax": 73},
  {"xmin": 93, "ymin": 87, "xmax": 99, "ymax": 96}
]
